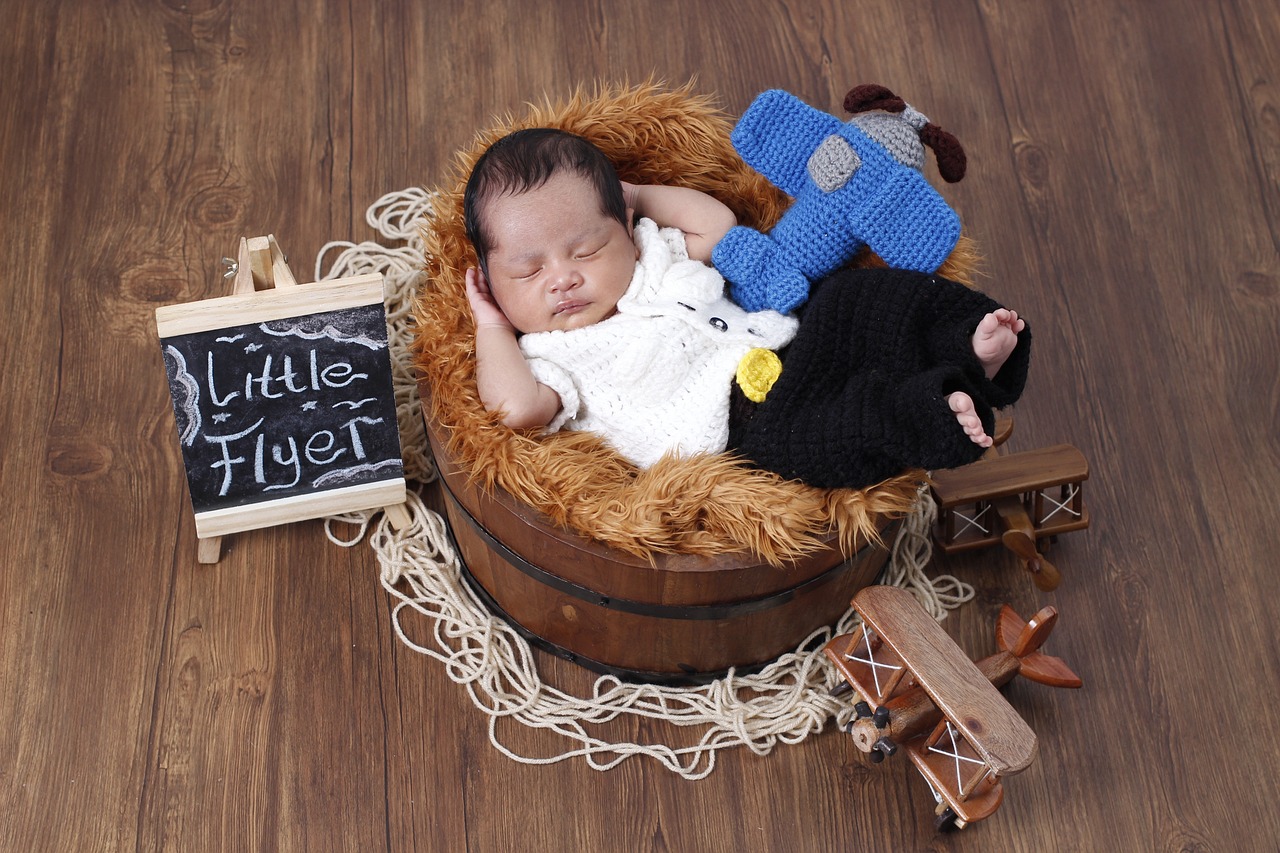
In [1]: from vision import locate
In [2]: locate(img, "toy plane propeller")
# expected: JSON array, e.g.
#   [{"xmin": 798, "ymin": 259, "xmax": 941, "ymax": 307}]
[{"xmin": 825, "ymin": 586, "xmax": 1081, "ymax": 831}]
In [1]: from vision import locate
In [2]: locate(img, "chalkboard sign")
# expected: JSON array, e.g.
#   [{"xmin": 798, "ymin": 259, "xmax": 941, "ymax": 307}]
[{"xmin": 155, "ymin": 273, "xmax": 406, "ymax": 538}]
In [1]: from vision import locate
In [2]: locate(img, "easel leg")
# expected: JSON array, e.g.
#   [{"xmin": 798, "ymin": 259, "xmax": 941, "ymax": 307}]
[
  {"xmin": 383, "ymin": 502, "xmax": 412, "ymax": 530},
  {"xmin": 197, "ymin": 536, "xmax": 223, "ymax": 564}
]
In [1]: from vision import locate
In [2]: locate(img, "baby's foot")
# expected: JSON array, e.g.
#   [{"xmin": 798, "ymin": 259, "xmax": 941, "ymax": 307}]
[
  {"xmin": 949, "ymin": 392, "xmax": 992, "ymax": 448},
  {"xmin": 972, "ymin": 309, "xmax": 1025, "ymax": 379}
]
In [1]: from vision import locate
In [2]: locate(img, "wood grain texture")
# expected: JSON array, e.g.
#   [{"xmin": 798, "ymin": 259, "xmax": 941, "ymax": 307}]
[{"xmin": 2, "ymin": 0, "xmax": 1277, "ymax": 850}]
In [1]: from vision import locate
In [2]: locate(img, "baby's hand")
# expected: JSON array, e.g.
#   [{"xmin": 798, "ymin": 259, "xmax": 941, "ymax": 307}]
[
  {"xmin": 465, "ymin": 267, "xmax": 515, "ymax": 332},
  {"xmin": 620, "ymin": 180, "xmax": 640, "ymax": 221}
]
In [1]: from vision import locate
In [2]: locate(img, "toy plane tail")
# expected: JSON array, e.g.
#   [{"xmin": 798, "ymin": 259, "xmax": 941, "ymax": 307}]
[{"xmin": 996, "ymin": 605, "xmax": 1082, "ymax": 689}]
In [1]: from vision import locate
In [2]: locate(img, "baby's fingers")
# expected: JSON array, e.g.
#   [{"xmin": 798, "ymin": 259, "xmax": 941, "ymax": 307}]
[{"xmin": 465, "ymin": 267, "xmax": 493, "ymax": 303}]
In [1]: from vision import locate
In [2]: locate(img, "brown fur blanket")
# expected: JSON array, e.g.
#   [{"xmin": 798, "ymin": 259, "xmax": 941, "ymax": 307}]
[{"xmin": 412, "ymin": 82, "xmax": 979, "ymax": 565}]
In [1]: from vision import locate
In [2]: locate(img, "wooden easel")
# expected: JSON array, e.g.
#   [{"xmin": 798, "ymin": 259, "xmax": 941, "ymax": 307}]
[{"xmin": 195, "ymin": 235, "xmax": 411, "ymax": 563}]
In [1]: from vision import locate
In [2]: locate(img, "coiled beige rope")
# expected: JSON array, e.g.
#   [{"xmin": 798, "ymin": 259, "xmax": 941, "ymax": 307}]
[{"xmin": 319, "ymin": 190, "xmax": 974, "ymax": 780}]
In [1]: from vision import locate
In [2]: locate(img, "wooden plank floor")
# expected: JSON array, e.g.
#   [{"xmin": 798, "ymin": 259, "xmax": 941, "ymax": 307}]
[{"xmin": 3, "ymin": 1, "xmax": 1277, "ymax": 849}]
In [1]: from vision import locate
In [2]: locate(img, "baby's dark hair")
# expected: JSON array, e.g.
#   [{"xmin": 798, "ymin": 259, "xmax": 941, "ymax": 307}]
[{"xmin": 463, "ymin": 128, "xmax": 628, "ymax": 276}]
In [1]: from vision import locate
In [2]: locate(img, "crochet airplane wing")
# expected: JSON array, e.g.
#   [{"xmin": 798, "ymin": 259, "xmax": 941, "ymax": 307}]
[
  {"xmin": 850, "ymin": 165, "xmax": 961, "ymax": 273},
  {"xmin": 731, "ymin": 89, "xmax": 844, "ymax": 197}
]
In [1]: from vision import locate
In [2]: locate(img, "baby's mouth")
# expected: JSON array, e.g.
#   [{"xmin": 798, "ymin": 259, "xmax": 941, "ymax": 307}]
[{"xmin": 554, "ymin": 300, "xmax": 588, "ymax": 315}]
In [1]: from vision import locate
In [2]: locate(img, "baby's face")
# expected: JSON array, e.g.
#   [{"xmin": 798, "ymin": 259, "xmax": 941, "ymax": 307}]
[{"xmin": 481, "ymin": 171, "xmax": 637, "ymax": 334}]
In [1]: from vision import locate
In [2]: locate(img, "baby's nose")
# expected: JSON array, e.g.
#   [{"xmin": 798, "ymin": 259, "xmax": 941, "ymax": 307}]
[{"xmin": 549, "ymin": 264, "xmax": 582, "ymax": 291}]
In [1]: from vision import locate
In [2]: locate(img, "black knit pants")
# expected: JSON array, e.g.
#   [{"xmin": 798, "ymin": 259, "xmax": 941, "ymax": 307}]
[{"xmin": 728, "ymin": 267, "xmax": 1031, "ymax": 489}]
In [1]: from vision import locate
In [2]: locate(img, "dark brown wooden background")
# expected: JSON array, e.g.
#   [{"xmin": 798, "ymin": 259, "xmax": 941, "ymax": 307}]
[{"xmin": 3, "ymin": 1, "xmax": 1277, "ymax": 850}]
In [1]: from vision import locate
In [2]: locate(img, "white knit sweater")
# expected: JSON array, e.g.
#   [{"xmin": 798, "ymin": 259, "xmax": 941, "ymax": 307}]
[{"xmin": 520, "ymin": 218, "xmax": 799, "ymax": 468}]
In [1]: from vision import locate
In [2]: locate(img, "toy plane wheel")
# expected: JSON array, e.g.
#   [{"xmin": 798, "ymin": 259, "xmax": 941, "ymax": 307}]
[{"xmin": 935, "ymin": 807, "xmax": 960, "ymax": 832}]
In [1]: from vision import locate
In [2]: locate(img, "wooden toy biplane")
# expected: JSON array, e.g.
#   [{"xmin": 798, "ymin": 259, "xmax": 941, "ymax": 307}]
[
  {"xmin": 929, "ymin": 418, "xmax": 1090, "ymax": 590},
  {"xmin": 825, "ymin": 586, "xmax": 1081, "ymax": 831}
]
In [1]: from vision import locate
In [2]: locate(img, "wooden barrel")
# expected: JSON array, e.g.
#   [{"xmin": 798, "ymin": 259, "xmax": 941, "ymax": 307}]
[{"xmin": 424, "ymin": 413, "xmax": 895, "ymax": 684}]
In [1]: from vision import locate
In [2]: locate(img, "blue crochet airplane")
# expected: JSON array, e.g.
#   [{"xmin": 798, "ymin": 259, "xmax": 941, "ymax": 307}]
[{"xmin": 713, "ymin": 85, "xmax": 967, "ymax": 314}]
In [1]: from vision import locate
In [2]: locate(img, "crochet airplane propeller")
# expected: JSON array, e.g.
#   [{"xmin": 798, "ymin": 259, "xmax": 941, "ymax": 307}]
[{"xmin": 713, "ymin": 84, "xmax": 967, "ymax": 314}]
